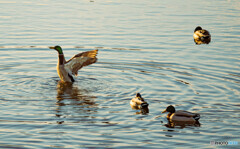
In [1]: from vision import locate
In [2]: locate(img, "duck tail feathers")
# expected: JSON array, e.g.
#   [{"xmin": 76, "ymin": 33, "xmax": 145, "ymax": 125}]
[
  {"xmin": 140, "ymin": 103, "xmax": 149, "ymax": 108},
  {"xmin": 194, "ymin": 114, "xmax": 200, "ymax": 121}
]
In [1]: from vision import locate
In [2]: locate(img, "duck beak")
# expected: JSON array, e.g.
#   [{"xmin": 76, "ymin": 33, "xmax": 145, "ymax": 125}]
[
  {"xmin": 49, "ymin": 46, "xmax": 55, "ymax": 49},
  {"xmin": 161, "ymin": 109, "xmax": 167, "ymax": 113}
]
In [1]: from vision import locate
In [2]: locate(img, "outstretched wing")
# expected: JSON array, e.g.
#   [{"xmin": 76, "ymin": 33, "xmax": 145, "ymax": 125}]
[{"xmin": 64, "ymin": 49, "xmax": 98, "ymax": 76}]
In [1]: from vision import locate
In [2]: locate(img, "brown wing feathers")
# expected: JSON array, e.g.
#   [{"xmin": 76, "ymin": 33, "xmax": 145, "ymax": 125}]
[
  {"xmin": 66, "ymin": 49, "xmax": 98, "ymax": 63},
  {"xmin": 65, "ymin": 49, "xmax": 98, "ymax": 76}
]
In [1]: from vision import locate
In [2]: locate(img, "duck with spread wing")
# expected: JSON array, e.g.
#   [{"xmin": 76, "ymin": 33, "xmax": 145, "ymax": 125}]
[{"xmin": 50, "ymin": 46, "xmax": 98, "ymax": 83}]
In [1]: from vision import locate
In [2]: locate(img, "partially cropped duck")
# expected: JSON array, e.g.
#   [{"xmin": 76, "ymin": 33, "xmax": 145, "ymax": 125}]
[
  {"xmin": 130, "ymin": 93, "xmax": 149, "ymax": 110},
  {"xmin": 50, "ymin": 45, "xmax": 98, "ymax": 83},
  {"xmin": 193, "ymin": 26, "xmax": 211, "ymax": 44},
  {"xmin": 162, "ymin": 105, "xmax": 200, "ymax": 123}
]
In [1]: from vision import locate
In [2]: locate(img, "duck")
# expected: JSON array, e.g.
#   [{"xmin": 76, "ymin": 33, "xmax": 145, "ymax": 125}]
[
  {"xmin": 50, "ymin": 45, "xmax": 98, "ymax": 83},
  {"xmin": 162, "ymin": 105, "xmax": 200, "ymax": 123},
  {"xmin": 130, "ymin": 93, "xmax": 149, "ymax": 110},
  {"xmin": 193, "ymin": 26, "xmax": 211, "ymax": 44}
]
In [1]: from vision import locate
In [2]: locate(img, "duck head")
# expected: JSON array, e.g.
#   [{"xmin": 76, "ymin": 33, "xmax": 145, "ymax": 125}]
[
  {"xmin": 136, "ymin": 92, "xmax": 142, "ymax": 98},
  {"xmin": 50, "ymin": 45, "xmax": 63, "ymax": 54},
  {"xmin": 194, "ymin": 26, "xmax": 202, "ymax": 32},
  {"xmin": 162, "ymin": 105, "xmax": 175, "ymax": 114}
]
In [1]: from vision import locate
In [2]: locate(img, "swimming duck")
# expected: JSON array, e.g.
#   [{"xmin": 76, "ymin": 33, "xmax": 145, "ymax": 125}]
[
  {"xmin": 162, "ymin": 105, "xmax": 200, "ymax": 123},
  {"xmin": 130, "ymin": 93, "xmax": 149, "ymax": 110},
  {"xmin": 50, "ymin": 45, "xmax": 98, "ymax": 83},
  {"xmin": 193, "ymin": 26, "xmax": 211, "ymax": 44}
]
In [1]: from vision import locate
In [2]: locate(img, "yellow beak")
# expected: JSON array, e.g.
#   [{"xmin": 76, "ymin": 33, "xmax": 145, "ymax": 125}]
[
  {"xmin": 49, "ymin": 46, "xmax": 55, "ymax": 49},
  {"xmin": 162, "ymin": 109, "xmax": 167, "ymax": 113}
]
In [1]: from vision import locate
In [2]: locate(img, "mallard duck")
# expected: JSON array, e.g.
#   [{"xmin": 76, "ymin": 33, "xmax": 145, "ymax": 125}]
[
  {"xmin": 193, "ymin": 26, "xmax": 211, "ymax": 44},
  {"xmin": 50, "ymin": 45, "xmax": 98, "ymax": 83},
  {"xmin": 130, "ymin": 93, "xmax": 149, "ymax": 110},
  {"xmin": 162, "ymin": 105, "xmax": 200, "ymax": 122}
]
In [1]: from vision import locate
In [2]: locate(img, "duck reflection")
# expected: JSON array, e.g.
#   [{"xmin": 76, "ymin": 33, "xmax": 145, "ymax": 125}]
[
  {"xmin": 165, "ymin": 120, "xmax": 201, "ymax": 128},
  {"xmin": 134, "ymin": 107, "xmax": 149, "ymax": 115},
  {"xmin": 55, "ymin": 81, "xmax": 98, "ymax": 121}
]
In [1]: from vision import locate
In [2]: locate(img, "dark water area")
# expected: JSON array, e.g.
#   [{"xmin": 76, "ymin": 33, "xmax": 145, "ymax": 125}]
[{"xmin": 0, "ymin": 0, "xmax": 239, "ymax": 148}]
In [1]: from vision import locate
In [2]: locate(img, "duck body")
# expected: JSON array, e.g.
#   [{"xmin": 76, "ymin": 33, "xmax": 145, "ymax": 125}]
[
  {"xmin": 167, "ymin": 110, "xmax": 199, "ymax": 123},
  {"xmin": 162, "ymin": 105, "xmax": 200, "ymax": 123},
  {"xmin": 130, "ymin": 93, "xmax": 149, "ymax": 110},
  {"xmin": 51, "ymin": 46, "xmax": 98, "ymax": 83},
  {"xmin": 193, "ymin": 26, "xmax": 211, "ymax": 44},
  {"xmin": 56, "ymin": 57, "xmax": 74, "ymax": 82}
]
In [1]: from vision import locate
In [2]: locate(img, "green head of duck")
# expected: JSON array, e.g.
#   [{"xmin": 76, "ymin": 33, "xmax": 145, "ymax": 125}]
[{"xmin": 50, "ymin": 45, "xmax": 63, "ymax": 54}]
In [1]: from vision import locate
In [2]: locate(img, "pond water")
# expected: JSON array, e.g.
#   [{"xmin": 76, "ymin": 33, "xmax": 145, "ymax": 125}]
[{"xmin": 0, "ymin": 0, "xmax": 239, "ymax": 148}]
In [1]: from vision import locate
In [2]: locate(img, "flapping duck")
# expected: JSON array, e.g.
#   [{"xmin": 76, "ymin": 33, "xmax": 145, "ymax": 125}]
[{"xmin": 50, "ymin": 46, "xmax": 98, "ymax": 83}]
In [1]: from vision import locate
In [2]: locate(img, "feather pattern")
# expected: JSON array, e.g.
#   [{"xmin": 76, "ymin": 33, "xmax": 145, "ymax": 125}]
[
  {"xmin": 65, "ymin": 49, "xmax": 98, "ymax": 76},
  {"xmin": 174, "ymin": 110, "xmax": 198, "ymax": 117}
]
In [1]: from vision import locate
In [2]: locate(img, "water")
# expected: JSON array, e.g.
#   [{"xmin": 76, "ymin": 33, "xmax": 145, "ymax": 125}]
[{"xmin": 0, "ymin": 0, "xmax": 239, "ymax": 148}]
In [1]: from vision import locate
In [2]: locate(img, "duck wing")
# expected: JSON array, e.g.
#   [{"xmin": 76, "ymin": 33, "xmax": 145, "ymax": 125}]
[
  {"xmin": 64, "ymin": 49, "xmax": 98, "ymax": 76},
  {"xmin": 175, "ymin": 110, "xmax": 198, "ymax": 117},
  {"xmin": 201, "ymin": 30, "xmax": 210, "ymax": 36},
  {"xmin": 197, "ymin": 30, "xmax": 210, "ymax": 37}
]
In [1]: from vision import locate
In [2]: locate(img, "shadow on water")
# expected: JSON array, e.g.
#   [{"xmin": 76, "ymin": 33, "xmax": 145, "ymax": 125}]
[{"xmin": 55, "ymin": 81, "xmax": 98, "ymax": 124}]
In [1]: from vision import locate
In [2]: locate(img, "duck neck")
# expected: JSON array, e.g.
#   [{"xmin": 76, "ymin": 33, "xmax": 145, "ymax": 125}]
[
  {"xmin": 58, "ymin": 54, "xmax": 65, "ymax": 65},
  {"xmin": 167, "ymin": 112, "xmax": 173, "ymax": 119}
]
